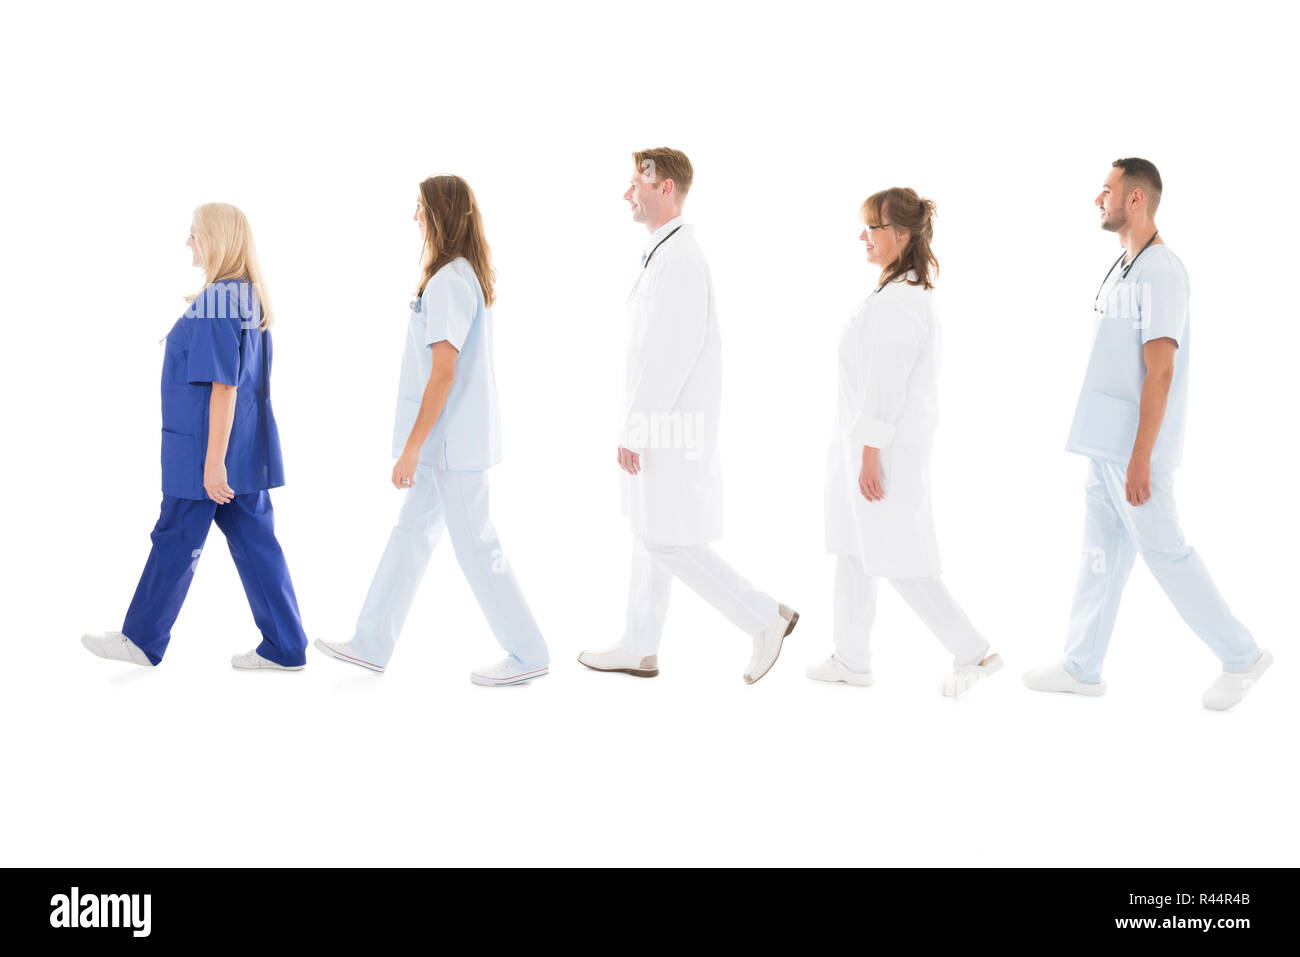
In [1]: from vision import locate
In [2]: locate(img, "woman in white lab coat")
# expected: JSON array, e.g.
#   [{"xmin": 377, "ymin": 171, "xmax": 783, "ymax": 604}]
[{"xmin": 810, "ymin": 187, "xmax": 1002, "ymax": 695}]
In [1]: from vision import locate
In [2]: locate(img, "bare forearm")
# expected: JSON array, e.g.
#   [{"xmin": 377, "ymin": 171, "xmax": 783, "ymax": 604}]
[
  {"xmin": 1132, "ymin": 372, "xmax": 1172, "ymax": 462},
  {"xmin": 206, "ymin": 383, "xmax": 237, "ymax": 465},
  {"xmin": 403, "ymin": 374, "xmax": 454, "ymax": 458}
]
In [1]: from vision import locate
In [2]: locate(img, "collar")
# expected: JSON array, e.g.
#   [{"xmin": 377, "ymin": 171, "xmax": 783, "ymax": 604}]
[{"xmin": 643, "ymin": 215, "xmax": 685, "ymax": 257}]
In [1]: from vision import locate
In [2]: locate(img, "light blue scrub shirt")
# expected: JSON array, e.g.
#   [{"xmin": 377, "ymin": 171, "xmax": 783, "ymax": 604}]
[
  {"xmin": 393, "ymin": 257, "xmax": 502, "ymax": 470},
  {"xmin": 1065, "ymin": 244, "xmax": 1190, "ymax": 473}
]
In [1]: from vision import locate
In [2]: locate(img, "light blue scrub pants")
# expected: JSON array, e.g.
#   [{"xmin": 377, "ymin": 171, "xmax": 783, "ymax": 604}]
[
  {"xmin": 1063, "ymin": 457, "xmax": 1259, "ymax": 683},
  {"xmin": 349, "ymin": 463, "xmax": 548, "ymax": 670}
]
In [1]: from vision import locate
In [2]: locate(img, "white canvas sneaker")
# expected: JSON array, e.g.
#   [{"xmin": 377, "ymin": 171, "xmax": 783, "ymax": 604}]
[
  {"xmin": 576, "ymin": 645, "xmax": 659, "ymax": 677},
  {"xmin": 314, "ymin": 638, "xmax": 385, "ymax": 674},
  {"xmin": 81, "ymin": 631, "xmax": 153, "ymax": 667},
  {"xmin": 1202, "ymin": 649, "xmax": 1272, "ymax": 711},
  {"xmin": 941, "ymin": 652, "xmax": 1004, "ymax": 696},
  {"xmin": 470, "ymin": 658, "xmax": 549, "ymax": 687},
  {"xmin": 1022, "ymin": 662, "xmax": 1106, "ymax": 696},
  {"xmin": 805, "ymin": 655, "xmax": 874, "ymax": 687},
  {"xmin": 744, "ymin": 603, "xmax": 799, "ymax": 685},
  {"xmin": 231, "ymin": 649, "xmax": 305, "ymax": 671}
]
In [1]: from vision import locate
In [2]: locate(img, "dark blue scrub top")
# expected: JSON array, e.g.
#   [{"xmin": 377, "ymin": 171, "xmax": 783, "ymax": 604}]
[{"xmin": 160, "ymin": 279, "xmax": 285, "ymax": 500}]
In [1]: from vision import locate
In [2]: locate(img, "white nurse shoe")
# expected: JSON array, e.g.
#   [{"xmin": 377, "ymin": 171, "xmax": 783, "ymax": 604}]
[
  {"xmin": 744, "ymin": 603, "xmax": 799, "ymax": 685},
  {"xmin": 576, "ymin": 645, "xmax": 659, "ymax": 678},
  {"xmin": 805, "ymin": 655, "xmax": 874, "ymax": 686},
  {"xmin": 231, "ymin": 649, "xmax": 305, "ymax": 671},
  {"xmin": 1202, "ymin": 649, "xmax": 1272, "ymax": 711},
  {"xmin": 81, "ymin": 631, "xmax": 153, "ymax": 667},
  {"xmin": 941, "ymin": 652, "xmax": 1004, "ymax": 696},
  {"xmin": 470, "ymin": 658, "xmax": 549, "ymax": 687},
  {"xmin": 314, "ymin": 638, "xmax": 386, "ymax": 674},
  {"xmin": 1022, "ymin": 662, "xmax": 1106, "ymax": 696}
]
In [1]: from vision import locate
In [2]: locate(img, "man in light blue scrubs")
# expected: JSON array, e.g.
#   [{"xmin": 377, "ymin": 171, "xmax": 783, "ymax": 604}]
[{"xmin": 1025, "ymin": 158, "xmax": 1271, "ymax": 710}]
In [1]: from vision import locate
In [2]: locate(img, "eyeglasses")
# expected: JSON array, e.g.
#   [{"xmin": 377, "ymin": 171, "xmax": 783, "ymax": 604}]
[{"xmin": 862, "ymin": 224, "xmax": 893, "ymax": 233}]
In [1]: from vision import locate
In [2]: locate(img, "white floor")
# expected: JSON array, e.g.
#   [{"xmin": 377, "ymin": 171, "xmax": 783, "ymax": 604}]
[{"xmin": 9, "ymin": 550, "xmax": 1289, "ymax": 868}]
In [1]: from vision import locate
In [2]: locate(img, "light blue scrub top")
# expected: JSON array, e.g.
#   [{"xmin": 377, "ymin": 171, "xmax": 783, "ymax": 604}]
[
  {"xmin": 1066, "ymin": 244, "xmax": 1190, "ymax": 473},
  {"xmin": 160, "ymin": 279, "xmax": 285, "ymax": 499},
  {"xmin": 393, "ymin": 257, "xmax": 502, "ymax": 470}
]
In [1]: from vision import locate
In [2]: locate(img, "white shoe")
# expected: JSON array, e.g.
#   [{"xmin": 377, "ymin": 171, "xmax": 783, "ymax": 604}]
[
  {"xmin": 231, "ymin": 649, "xmax": 305, "ymax": 671},
  {"xmin": 745, "ymin": 603, "xmax": 799, "ymax": 685},
  {"xmin": 1202, "ymin": 649, "xmax": 1272, "ymax": 711},
  {"xmin": 81, "ymin": 631, "xmax": 152, "ymax": 667},
  {"xmin": 470, "ymin": 658, "xmax": 549, "ymax": 686},
  {"xmin": 805, "ymin": 655, "xmax": 874, "ymax": 687},
  {"xmin": 942, "ymin": 652, "xmax": 1004, "ymax": 697},
  {"xmin": 1022, "ymin": 662, "xmax": 1106, "ymax": 696},
  {"xmin": 576, "ymin": 645, "xmax": 659, "ymax": 677},
  {"xmin": 314, "ymin": 638, "xmax": 385, "ymax": 674}
]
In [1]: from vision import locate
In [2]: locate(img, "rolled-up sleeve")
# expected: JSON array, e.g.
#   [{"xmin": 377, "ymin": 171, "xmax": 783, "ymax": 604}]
[
  {"xmin": 423, "ymin": 268, "xmax": 476, "ymax": 350},
  {"xmin": 847, "ymin": 304, "xmax": 925, "ymax": 450},
  {"xmin": 186, "ymin": 287, "xmax": 242, "ymax": 386}
]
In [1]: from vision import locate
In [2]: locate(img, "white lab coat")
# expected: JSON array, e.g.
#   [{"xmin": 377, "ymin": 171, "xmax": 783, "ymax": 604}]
[
  {"xmin": 824, "ymin": 272, "xmax": 942, "ymax": 578},
  {"xmin": 619, "ymin": 219, "xmax": 724, "ymax": 546}
]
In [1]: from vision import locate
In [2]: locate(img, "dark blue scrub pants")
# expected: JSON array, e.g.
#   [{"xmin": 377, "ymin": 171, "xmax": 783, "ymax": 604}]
[{"xmin": 122, "ymin": 491, "xmax": 308, "ymax": 666}]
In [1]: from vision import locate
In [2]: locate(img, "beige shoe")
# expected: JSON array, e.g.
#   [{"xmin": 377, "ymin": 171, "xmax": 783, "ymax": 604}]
[
  {"xmin": 744, "ymin": 603, "xmax": 799, "ymax": 685},
  {"xmin": 577, "ymin": 645, "xmax": 659, "ymax": 678}
]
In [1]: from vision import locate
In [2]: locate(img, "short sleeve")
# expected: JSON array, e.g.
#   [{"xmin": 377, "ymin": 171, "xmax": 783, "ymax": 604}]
[
  {"xmin": 1138, "ymin": 265, "xmax": 1189, "ymax": 347},
  {"xmin": 186, "ymin": 286, "xmax": 242, "ymax": 386},
  {"xmin": 422, "ymin": 266, "xmax": 477, "ymax": 351}
]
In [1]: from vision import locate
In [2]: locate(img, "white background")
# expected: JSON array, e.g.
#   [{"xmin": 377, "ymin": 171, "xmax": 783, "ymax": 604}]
[{"xmin": 1, "ymin": 0, "xmax": 1295, "ymax": 867}]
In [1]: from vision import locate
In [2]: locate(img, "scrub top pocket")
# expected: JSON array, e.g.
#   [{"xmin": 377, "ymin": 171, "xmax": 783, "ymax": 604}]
[
  {"xmin": 160, "ymin": 428, "xmax": 202, "ymax": 499},
  {"xmin": 1075, "ymin": 391, "xmax": 1140, "ymax": 462}
]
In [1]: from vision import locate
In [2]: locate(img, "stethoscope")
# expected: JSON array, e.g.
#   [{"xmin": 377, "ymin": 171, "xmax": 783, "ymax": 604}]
[
  {"xmin": 641, "ymin": 225, "xmax": 683, "ymax": 269},
  {"xmin": 1094, "ymin": 229, "xmax": 1159, "ymax": 312}
]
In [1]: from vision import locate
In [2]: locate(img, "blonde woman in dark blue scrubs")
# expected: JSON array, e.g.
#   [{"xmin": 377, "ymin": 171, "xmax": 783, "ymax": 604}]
[{"xmin": 81, "ymin": 203, "xmax": 309, "ymax": 670}]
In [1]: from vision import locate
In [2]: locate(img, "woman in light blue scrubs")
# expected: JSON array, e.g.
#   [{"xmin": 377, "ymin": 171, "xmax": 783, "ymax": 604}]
[
  {"xmin": 81, "ymin": 203, "xmax": 309, "ymax": 670},
  {"xmin": 314, "ymin": 175, "xmax": 549, "ymax": 685}
]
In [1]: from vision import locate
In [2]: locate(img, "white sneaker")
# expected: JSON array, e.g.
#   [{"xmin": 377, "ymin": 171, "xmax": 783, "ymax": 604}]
[
  {"xmin": 1022, "ymin": 662, "xmax": 1106, "ymax": 696},
  {"xmin": 942, "ymin": 652, "xmax": 1004, "ymax": 697},
  {"xmin": 470, "ymin": 658, "xmax": 549, "ymax": 687},
  {"xmin": 576, "ymin": 645, "xmax": 659, "ymax": 677},
  {"xmin": 744, "ymin": 603, "xmax": 799, "ymax": 685},
  {"xmin": 81, "ymin": 631, "xmax": 152, "ymax": 667},
  {"xmin": 1202, "ymin": 649, "xmax": 1272, "ymax": 711},
  {"xmin": 806, "ymin": 655, "xmax": 874, "ymax": 687},
  {"xmin": 231, "ymin": 649, "xmax": 305, "ymax": 671},
  {"xmin": 314, "ymin": 638, "xmax": 385, "ymax": 674}
]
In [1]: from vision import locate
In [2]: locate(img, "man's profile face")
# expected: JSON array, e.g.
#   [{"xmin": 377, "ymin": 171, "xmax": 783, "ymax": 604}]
[
  {"xmin": 624, "ymin": 161, "xmax": 667, "ymax": 225},
  {"xmin": 1096, "ymin": 167, "xmax": 1130, "ymax": 232}
]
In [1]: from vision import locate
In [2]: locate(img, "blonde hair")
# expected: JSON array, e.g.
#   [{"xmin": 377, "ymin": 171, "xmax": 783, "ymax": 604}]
[
  {"xmin": 186, "ymin": 202, "xmax": 274, "ymax": 329},
  {"xmin": 416, "ymin": 175, "xmax": 496, "ymax": 306}
]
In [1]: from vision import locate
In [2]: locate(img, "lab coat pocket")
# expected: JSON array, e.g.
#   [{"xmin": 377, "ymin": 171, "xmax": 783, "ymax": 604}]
[
  {"xmin": 1076, "ymin": 391, "xmax": 1140, "ymax": 461},
  {"xmin": 160, "ymin": 428, "xmax": 201, "ymax": 498}
]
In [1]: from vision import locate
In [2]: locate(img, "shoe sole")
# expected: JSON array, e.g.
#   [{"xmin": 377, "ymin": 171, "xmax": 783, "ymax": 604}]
[
  {"xmin": 232, "ymin": 662, "xmax": 305, "ymax": 671},
  {"xmin": 470, "ymin": 666, "xmax": 549, "ymax": 686},
  {"xmin": 576, "ymin": 656, "xmax": 659, "ymax": 678},
  {"xmin": 313, "ymin": 639, "xmax": 385, "ymax": 674},
  {"xmin": 744, "ymin": 610, "xmax": 799, "ymax": 685},
  {"xmin": 807, "ymin": 670, "xmax": 874, "ymax": 687}
]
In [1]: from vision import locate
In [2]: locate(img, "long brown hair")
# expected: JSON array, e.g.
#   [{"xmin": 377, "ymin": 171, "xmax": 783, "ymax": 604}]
[
  {"xmin": 416, "ymin": 175, "xmax": 496, "ymax": 306},
  {"xmin": 861, "ymin": 187, "xmax": 938, "ymax": 291}
]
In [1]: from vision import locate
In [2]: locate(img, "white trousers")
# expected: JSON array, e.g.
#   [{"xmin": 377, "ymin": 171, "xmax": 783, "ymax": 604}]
[
  {"xmin": 833, "ymin": 553, "xmax": 988, "ymax": 673},
  {"xmin": 1063, "ymin": 457, "xmax": 1257, "ymax": 684},
  {"xmin": 622, "ymin": 538, "xmax": 779, "ymax": 656},
  {"xmin": 350, "ymin": 463, "xmax": 549, "ymax": 669}
]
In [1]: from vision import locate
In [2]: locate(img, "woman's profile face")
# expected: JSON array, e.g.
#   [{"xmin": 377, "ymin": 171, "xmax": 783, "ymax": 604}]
[
  {"xmin": 860, "ymin": 206, "xmax": 906, "ymax": 268},
  {"xmin": 414, "ymin": 196, "xmax": 426, "ymax": 233},
  {"xmin": 186, "ymin": 223, "xmax": 203, "ymax": 267}
]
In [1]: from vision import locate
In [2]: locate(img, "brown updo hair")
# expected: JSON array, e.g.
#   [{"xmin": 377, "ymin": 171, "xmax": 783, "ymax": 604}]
[{"xmin": 860, "ymin": 187, "xmax": 938, "ymax": 290}]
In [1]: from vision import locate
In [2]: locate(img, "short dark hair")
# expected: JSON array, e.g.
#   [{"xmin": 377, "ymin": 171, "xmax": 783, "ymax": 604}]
[{"xmin": 1112, "ymin": 157, "xmax": 1163, "ymax": 213}]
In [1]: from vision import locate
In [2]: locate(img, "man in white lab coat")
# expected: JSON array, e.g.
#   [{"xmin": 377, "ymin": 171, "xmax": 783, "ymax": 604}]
[
  {"xmin": 1024, "ymin": 158, "xmax": 1271, "ymax": 710},
  {"xmin": 578, "ymin": 147, "xmax": 797, "ymax": 683}
]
